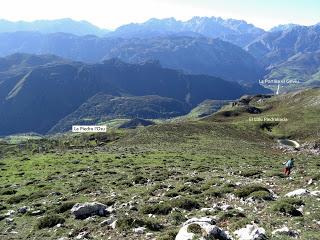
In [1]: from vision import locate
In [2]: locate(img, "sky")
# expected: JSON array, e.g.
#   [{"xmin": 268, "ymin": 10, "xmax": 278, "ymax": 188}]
[{"xmin": 0, "ymin": 0, "xmax": 319, "ymax": 30}]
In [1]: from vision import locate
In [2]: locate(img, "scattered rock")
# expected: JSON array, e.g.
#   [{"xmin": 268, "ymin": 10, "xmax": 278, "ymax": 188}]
[
  {"xmin": 49, "ymin": 191, "xmax": 62, "ymax": 196},
  {"xmin": 213, "ymin": 203, "xmax": 233, "ymax": 211},
  {"xmin": 234, "ymin": 224, "xmax": 267, "ymax": 240},
  {"xmin": 200, "ymin": 207, "xmax": 214, "ymax": 212},
  {"xmin": 133, "ymin": 227, "xmax": 146, "ymax": 234},
  {"xmin": 272, "ymin": 226, "xmax": 299, "ymax": 238},
  {"xmin": 5, "ymin": 218, "xmax": 14, "ymax": 224},
  {"xmin": 17, "ymin": 206, "xmax": 28, "ymax": 214},
  {"xmin": 310, "ymin": 191, "xmax": 320, "ymax": 197},
  {"xmin": 110, "ymin": 220, "xmax": 117, "ymax": 229},
  {"xmin": 175, "ymin": 217, "xmax": 231, "ymax": 240},
  {"xmin": 146, "ymin": 232, "xmax": 153, "ymax": 237},
  {"xmin": 285, "ymin": 189, "xmax": 309, "ymax": 197},
  {"xmin": 30, "ymin": 210, "xmax": 44, "ymax": 216},
  {"xmin": 5, "ymin": 210, "xmax": 15, "ymax": 217},
  {"xmin": 100, "ymin": 217, "xmax": 116, "ymax": 227},
  {"xmin": 71, "ymin": 202, "xmax": 110, "ymax": 219},
  {"xmin": 75, "ymin": 231, "xmax": 89, "ymax": 239}
]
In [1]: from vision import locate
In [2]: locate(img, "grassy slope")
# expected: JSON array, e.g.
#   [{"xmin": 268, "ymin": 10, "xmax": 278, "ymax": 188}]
[
  {"xmin": 209, "ymin": 88, "xmax": 320, "ymax": 142},
  {"xmin": 0, "ymin": 89, "xmax": 320, "ymax": 240}
]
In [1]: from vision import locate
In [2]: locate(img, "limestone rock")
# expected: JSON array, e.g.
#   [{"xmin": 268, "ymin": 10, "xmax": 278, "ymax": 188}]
[
  {"xmin": 285, "ymin": 189, "xmax": 309, "ymax": 197},
  {"xmin": 175, "ymin": 217, "xmax": 231, "ymax": 240},
  {"xmin": 133, "ymin": 227, "xmax": 146, "ymax": 234},
  {"xmin": 71, "ymin": 202, "xmax": 109, "ymax": 219},
  {"xmin": 234, "ymin": 224, "xmax": 267, "ymax": 240}
]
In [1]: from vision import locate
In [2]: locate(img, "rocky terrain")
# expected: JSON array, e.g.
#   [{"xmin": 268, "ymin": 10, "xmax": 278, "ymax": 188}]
[{"xmin": 0, "ymin": 89, "xmax": 319, "ymax": 240}]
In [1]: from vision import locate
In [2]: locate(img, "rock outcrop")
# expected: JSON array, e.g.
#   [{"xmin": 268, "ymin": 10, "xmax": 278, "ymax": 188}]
[
  {"xmin": 175, "ymin": 217, "xmax": 231, "ymax": 240},
  {"xmin": 234, "ymin": 224, "xmax": 267, "ymax": 240},
  {"xmin": 71, "ymin": 202, "xmax": 110, "ymax": 219}
]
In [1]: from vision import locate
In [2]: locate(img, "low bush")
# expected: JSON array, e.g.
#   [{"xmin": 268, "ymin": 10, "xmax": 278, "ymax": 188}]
[
  {"xmin": 272, "ymin": 198, "xmax": 304, "ymax": 216},
  {"xmin": 249, "ymin": 190, "xmax": 273, "ymax": 201},
  {"xmin": 157, "ymin": 230, "xmax": 179, "ymax": 240},
  {"xmin": 234, "ymin": 185, "xmax": 269, "ymax": 198},
  {"xmin": 173, "ymin": 197, "xmax": 200, "ymax": 210},
  {"xmin": 187, "ymin": 223, "xmax": 202, "ymax": 234},
  {"xmin": 141, "ymin": 203, "xmax": 172, "ymax": 215},
  {"xmin": 178, "ymin": 185, "xmax": 202, "ymax": 195},
  {"xmin": 55, "ymin": 201, "xmax": 76, "ymax": 213},
  {"xmin": 0, "ymin": 189, "xmax": 17, "ymax": 195},
  {"xmin": 36, "ymin": 214, "xmax": 65, "ymax": 229},
  {"xmin": 239, "ymin": 169, "xmax": 261, "ymax": 177},
  {"xmin": 133, "ymin": 175, "xmax": 148, "ymax": 184},
  {"xmin": 117, "ymin": 217, "xmax": 163, "ymax": 232},
  {"xmin": 7, "ymin": 194, "xmax": 28, "ymax": 204},
  {"xmin": 219, "ymin": 210, "xmax": 246, "ymax": 222}
]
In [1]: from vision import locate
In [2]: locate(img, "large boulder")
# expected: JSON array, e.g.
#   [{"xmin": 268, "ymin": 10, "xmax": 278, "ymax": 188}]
[
  {"xmin": 71, "ymin": 202, "xmax": 109, "ymax": 219},
  {"xmin": 175, "ymin": 217, "xmax": 231, "ymax": 240},
  {"xmin": 234, "ymin": 224, "xmax": 267, "ymax": 240}
]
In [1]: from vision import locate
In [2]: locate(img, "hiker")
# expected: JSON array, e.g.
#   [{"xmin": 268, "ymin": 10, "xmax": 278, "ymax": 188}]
[{"xmin": 283, "ymin": 158, "xmax": 294, "ymax": 176}]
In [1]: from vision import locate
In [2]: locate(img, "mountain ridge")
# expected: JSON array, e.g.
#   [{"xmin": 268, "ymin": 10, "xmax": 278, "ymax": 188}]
[
  {"xmin": 0, "ymin": 33, "xmax": 265, "ymax": 83},
  {"xmin": 0, "ymin": 18, "xmax": 109, "ymax": 36},
  {"xmin": 0, "ymin": 54, "xmax": 270, "ymax": 136}
]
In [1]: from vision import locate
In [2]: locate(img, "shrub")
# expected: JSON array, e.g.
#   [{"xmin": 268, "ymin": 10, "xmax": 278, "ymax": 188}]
[
  {"xmin": 187, "ymin": 223, "xmax": 202, "ymax": 234},
  {"xmin": 249, "ymin": 190, "xmax": 273, "ymax": 201},
  {"xmin": 219, "ymin": 210, "xmax": 246, "ymax": 222},
  {"xmin": 157, "ymin": 230, "xmax": 179, "ymax": 240},
  {"xmin": 178, "ymin": 185, "xmax": 202, "ymax": 195},
  {"xmin": 141, "ymin": 203, "xmax": 173, "ymax": 215},
  {"xmin": 0, "ymin": 189, "xmax": 17, "ymax": 195},
  {"xmin": 74, "ymin": 178, "xmax": 99, "ymax": 193},
  {"xmin": 133, "ymin": 175, "xmax": 148, "ymax": 184},
  {"xmin": 239, "ymin": 170, "xmax": 261, "ymax": 177},
  {"xmin": 272, "ymin": 198, "xmax": 304, "ymax": 216},
  {"xmin": 117, "ymin": 217, "xmax": 163, "ymax": 232},
  {"xmin": 7, "ymin": 194, "xmax": 28, "ymax": 204},
  {"xmin": 170, "ymin": 211, "xmax": 187, "ymax": 225},
  {"xmin": 0, "ymin": 204, "xmax": 7, "ymax": 211},
  {"xmin": 234, "ymin": 185, "xmax": 269, "ymax": 198},
  {"xmin": 205, "ymin": 189, "xmax": 223, "ymax": 198},
  {"xmin": 165, "ymin": 191, "xmax": 179, "ymax": 198},
  {"xmin": 55, "ymin": 201, "xmax": 76, "ymax": 213},
  {"xmin": 29, "ymin": 191, "xmax": 47, "ymax": 200},
  {"xmin": 311, "ymin": 173, "xmax": 320, "ymax": 181},
  {"xmin": 36, "ymin": 214, "xmax": 65, "ymax": 229},
  {"xmin": 186, "ymin": 176, "xmax": 204, "ymax": 183},
  {"xmin": 173, "ymin": 197, "xmax": 200, "ymax": 210}
]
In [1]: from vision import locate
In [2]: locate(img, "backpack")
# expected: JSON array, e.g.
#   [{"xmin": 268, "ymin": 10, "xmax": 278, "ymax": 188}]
[{"xmin": 286, "ymin": 160, "xmax": 294, "ymax": 168}]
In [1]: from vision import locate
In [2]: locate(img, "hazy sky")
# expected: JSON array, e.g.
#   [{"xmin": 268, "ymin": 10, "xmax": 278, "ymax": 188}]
[{"xmin": 0, "ymin": 0, "xmax": 319, "ymax": 30}]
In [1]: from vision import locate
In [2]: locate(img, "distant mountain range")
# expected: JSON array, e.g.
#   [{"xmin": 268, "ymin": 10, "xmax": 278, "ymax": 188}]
[
  {"xmin": 0, "ymin": 17, "xmax": 319, "ymax": 136},
  {"xmin": 0, "ymin": 18, "xmax": 109, "ymax": 36},
  {"xmin": 0, "ymin": 17, "xmax": 264, "ymax": 47},
  {"xmin": 0, "ymin": 33, "xmax": 264, "ymax": 83},
  {"xmin": 0, "ymin": 54, "xmax": 269, "ymax": 135},
  {"xmin": 247, "ymin": 24, "xmax": 320, "ymax": 66},
  {"xmin": 107, "ymin": 17, "xmax": 265, "ymax": 47},
  {"xmin": 1, "ymin": 17, "xmax": 320, "ymax": 89},
  {"xmin": 102, "ymin": 37, "xmax": 265, "ymax": 83},
  {"xmin": 247, "ymin": 24, "xmax": 320, "ymax": 89}
]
